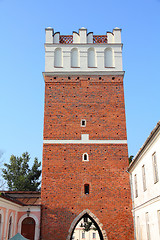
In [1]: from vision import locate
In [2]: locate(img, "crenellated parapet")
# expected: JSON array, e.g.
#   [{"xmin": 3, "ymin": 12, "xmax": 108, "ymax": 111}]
[{"xmin": 44, "ymin": 27, "xmax": 123, "ymax": 74}]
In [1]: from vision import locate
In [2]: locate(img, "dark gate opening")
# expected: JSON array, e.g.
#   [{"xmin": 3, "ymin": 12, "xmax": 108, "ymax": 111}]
[
  {"xmin": 21, "ymin": 217, "xmax": 35, "ymax": 240},
  {"xmin": 70, "ymin": 213, "xmax": 104, "ymax": 240}
]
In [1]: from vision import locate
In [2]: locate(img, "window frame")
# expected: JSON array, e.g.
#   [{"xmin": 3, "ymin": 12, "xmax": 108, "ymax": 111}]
[
  {"xmin": 84, "ymin": 184, "xmax": 89, "ymax": 195},
  {"xmin": 145, "ymin": 212, "xmax": 151, "ymax": 240},
  {"xmin": 82, "ymin": 231, "xmax": 85, "ymax": 239},
  {"xmin": 81, "ymin": 119, "xmax": 86, "ymax": 127},
  {"xmin": 142, "ymin": 165, "xmax": 147, "ymax": 191},
  {"xmin": 134, "ymin": 174, "xmax": 138, "ymax": 198},
  {"xmin": 158, "ymin": 210, "xmax": 160, "ymax": 236},
  {"xmin": 152, "ymin": 152, "xmax": 159, "ymax": 184},
  {"xmin": 93, "ymin": 232, "xmax": 96, "ymax": 239},
  {"xmin": 82, "ymin": 153, "xmax": 89, "ymax": 162}
]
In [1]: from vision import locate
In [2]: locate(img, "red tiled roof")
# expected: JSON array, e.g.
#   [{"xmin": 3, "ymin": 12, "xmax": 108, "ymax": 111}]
[{"xmin": 0, "ymin": 191, "xmax": 41, "ymax": 206}]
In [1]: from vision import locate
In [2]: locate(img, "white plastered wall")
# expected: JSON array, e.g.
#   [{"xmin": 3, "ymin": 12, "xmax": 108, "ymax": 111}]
[
  {"xmin": 44, "ymin": 27, "xmax": 123, "ymax": 73},
  {"xmin": 45, "ymin": 44, "xmax": 122, "ymax": 73},
  {"xmin": 130, "ymin": 130, "xmax": 160, "ymax": 240}
]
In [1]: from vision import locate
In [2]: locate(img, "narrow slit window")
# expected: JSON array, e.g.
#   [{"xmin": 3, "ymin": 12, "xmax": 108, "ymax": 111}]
[
  {"xmin": 82, "ymin": 232, "xmax": 85, "ymax": 239},
  {"xmin": 84, "ymin": 184, "xmax": 89, "ymax": 194},
  {"xmin": 142, "ymin": 165, "xmax": 147, "ymax": 191},
  {"xmin": 134, "ymin": 174, "xmax": 138, "ymax": 198},
  {"xmin": 84, "ymin": 217, "xmax": 88, "ymax": 223},
  {"xmin": 81, "ymin": 119, "xmax": 86, "ymax": 127},
  {"xmin": 158, "ymin": 210, "xmax": 160, "ymax": 236},
  {"xmin": 152, "ymin": 152, "xmax": 159, "ymax": 184},
  {"xmin": 83, "ymin": 153, "xmax": 89, "ymax": 161},
  {"xmin": 145, "ymin": 212, "xmax": 151, "ymax": 240}
]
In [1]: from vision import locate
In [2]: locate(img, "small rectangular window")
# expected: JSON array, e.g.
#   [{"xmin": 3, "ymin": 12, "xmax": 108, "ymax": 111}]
[
  {"xmin": 152, "ymin": 152, "xmax": 159, "ymax": 183},
  {"xmin": 134, "ymin": 174, "xmax": 138, "ymax": 198},
  {"xmin": 82, "ymin": 232, "xmax": 85, "ymax": 239},
  {"xmin": 142, "ymin": 165, "xmax": 147, "ymax": 191},
  {"xmin": 93, "ymin": 232, "xmax": 96, "ymax": 238},
  {"xmin": 84, "ymin": 217, "xmax": 88, "ymax": 223},
  {"xmin": 81, "ymin": 119, "xmax": 86, "ymax": 127},
  {"xmin": 145, "ymin": 212, "xmax": 151, "ymax": 240},
  {"xmin": 136, "ymin": 216, "xmax": 141, "ymax": 240},
  {"xmin": 158, "ymin": 210, "xmax": 160, "ymax": 236},
  {"xmin": 84, "ymin": 184, "xmax": 89, "ymax": 194}
]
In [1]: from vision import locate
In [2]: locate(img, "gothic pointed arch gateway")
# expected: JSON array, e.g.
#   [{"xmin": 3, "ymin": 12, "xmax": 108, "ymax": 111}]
[{"xmin": 67, "ymin": 210, "xmax": 108, "ymax": 240}]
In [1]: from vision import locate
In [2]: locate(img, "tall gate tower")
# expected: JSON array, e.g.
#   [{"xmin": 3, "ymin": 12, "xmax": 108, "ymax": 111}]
[{"xmin": 41, "ymin": 27, "xmax": 134, "ymax": 240}]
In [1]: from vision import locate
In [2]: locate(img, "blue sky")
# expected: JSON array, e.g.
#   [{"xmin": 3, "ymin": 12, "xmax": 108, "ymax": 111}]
[{"xmin": 0, "ymin": 0, "xmax": 160, "ymax": 167}]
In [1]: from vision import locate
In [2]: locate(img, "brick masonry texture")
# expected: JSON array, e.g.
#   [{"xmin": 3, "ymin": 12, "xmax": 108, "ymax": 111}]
[{"xmin": 41, "ymin": 75, "xmax": 134, "ymax": 240}]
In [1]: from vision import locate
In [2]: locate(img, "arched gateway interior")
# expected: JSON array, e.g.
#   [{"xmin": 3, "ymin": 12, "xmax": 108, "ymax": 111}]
[{"xmin": 70, "ymin": 213, "xmax": 104, "ymax": 240}]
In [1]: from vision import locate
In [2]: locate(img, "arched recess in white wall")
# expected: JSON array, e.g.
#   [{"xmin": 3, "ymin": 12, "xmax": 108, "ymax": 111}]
[
  {"xmin": 88, "ymin": 48, "xmax": 96, "ymax": 67},
  {"xmin": 71, "ymin": 48, "xmax": 80, "ymax": 67},
  {"xmin": 18, "ymin": 213, "xmax": 39, "ymax": 240},
  {"xmin": 104, "ymin": 48, "xmax": 114, "ymax": 67},
  {"xmin": 54, "ymin": 48, "xmax": 63, "ymax": 67}
]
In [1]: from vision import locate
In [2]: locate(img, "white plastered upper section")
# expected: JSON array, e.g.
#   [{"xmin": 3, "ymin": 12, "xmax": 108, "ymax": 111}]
[{"xmin": 44, "ymin": 28, "xmax": 123, "ymax": 73}]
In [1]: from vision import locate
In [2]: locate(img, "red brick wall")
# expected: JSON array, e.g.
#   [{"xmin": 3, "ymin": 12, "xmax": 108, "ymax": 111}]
[{"xmin": 41, "ymin": 75, "xmax": 134, "ymax": 240}]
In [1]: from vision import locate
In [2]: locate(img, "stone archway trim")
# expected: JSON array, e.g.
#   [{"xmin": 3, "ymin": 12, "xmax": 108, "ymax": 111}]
[
  {"xmin": 18, "ymin": 213, "xmax": 39, "ymax": 240},
  {"xmin": 66, "ymin": 209, "xmax": 108, "ymax": 240}
]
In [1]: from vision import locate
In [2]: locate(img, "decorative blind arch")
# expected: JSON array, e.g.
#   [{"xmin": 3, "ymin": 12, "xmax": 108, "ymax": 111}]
[
  {"xmin": 88, "ymin": 48, "xmax": 96, "ymax": 67},
  {"xmin": 54, "ymin": 48, "xmax": 63, "ymax": 67},
  {"xmin": 71, "ymin": 48, "xmax": 80, "ymax": 67},
  {"xmin": 104, "ymin": 48, "xmax": 114, "ymax": 67}
]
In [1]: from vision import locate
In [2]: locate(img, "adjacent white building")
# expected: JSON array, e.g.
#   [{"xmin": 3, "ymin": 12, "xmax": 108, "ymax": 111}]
[{"xmin": 128, "ymin": 121, "xmax": 160, "ymax": 240}]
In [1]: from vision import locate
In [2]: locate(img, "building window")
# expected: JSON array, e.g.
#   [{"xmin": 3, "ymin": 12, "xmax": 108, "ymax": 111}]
[
  {"xmin": 145, "ymin": 212, "xmax": 151, "ymax": 240},
  {"xmin": 134, "ymin": 174, "xmax": 138, "ymax": 198},
  {"xmin": 142, "ymin": 165, "xmax": 147, "ymax": 191},
  {"xmin": 84, "ymin": 217, "xmax": 88, "ymax": 223},
  {"xmin": 84, "ymin": 184, "xmax": 89, "ymax": 194},
  {"xmin": 81, "ymin": 119, "xmax": 86, "ymax": 127},
  {"xmin": 8, "ymin": 216, "xmax": 12, "ymax": 239},
  {"xmin": 82, "ymin": 153, "xmax": 89, "ymax": 161},
  {"xmin": 93, "ymin": 232, "xmax": 96, "ymax": 238},
  {"xmin": 158, "ymin": 210, "xmax": 160, "ymax": 236},
  {"xmin": 82, "ymin": 232, "xmax": 85, "ymax": 238},
  {"xmin": 136, "ymin": 216, "xmax": 141, "ymax": 240},
  {"xmin": 152, "ymin": 152, "xmax": 159, "ymax": 183}
]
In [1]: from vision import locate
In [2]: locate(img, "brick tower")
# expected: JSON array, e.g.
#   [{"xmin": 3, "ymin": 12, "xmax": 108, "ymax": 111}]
[{"xmin": 41, "ymin": 27, "xmax": 134, "ymax": 240}]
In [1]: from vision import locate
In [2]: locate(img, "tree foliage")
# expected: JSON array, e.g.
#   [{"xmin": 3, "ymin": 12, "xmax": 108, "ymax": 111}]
[
  {"xmin": 129, "ymin": 155, "xmax": 134, "ymax": 164},
  {"xmin": 2, "ymin": 152, "xmax": 41, "ymax": 191},
  {"xmin": 0, "ymin": 151, "xmax": 6, "ymax": 189},
  {"xmin": 81, "ymin": 218, "xmax": 97, "ymax": 232}
]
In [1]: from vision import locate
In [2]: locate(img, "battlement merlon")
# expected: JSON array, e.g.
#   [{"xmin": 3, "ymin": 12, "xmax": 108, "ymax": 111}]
[{"xmin": 45, "ymin": 27, "xmax": 122, "ymax": 44}]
